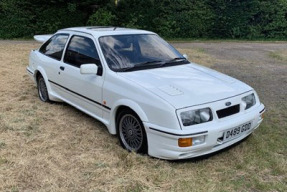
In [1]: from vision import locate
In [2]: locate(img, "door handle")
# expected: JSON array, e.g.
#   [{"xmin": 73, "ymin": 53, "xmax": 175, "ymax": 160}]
[{"xmin": 60, "ymin": 66, "xmax": 65, "ymax": 71}]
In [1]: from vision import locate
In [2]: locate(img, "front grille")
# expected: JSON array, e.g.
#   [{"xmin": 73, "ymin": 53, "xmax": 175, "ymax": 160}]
[{"xmin": 217, "ymin": 104, "xmax": 240, "ymax": 119}]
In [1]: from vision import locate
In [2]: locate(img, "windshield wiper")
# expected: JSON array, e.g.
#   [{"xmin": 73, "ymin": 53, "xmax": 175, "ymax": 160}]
[
  {"xmin": 136, "ymin": 60, "xmax": 163, "ymax": 66},
  {"xmin": 157, "ymin": 57, "xmax": 188, "ymax": 67},
  {"xmin": 166, "ymin": 57, "xmax": 187, "ymax": 63},
  {"xmin": 119, "ymin": 60, "xmax": 163, "ymax": 72},
  {"xmin": 118, "ymin": 58, "xmax": 187, "ymax": 72}
]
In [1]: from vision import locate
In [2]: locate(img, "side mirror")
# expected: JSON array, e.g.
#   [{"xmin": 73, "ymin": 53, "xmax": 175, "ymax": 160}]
[
  {"xmin": 80, "ymin": 64, "xmax": 98, "ymax": 75},
  {"xmin": 183, "ymin": 54, "xmax": 189, "ymax": 60}
]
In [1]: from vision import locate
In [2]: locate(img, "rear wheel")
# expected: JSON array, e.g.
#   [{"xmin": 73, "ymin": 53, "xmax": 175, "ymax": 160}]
[
  {"xmin": 37, "ymin": 75, "xmax": 50, "ymax": 102},
  {"xmin": 117, "ymin": 109, "xmax": 147, "ymax": 153}
]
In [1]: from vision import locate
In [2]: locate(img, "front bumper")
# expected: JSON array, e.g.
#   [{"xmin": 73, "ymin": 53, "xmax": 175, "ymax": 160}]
[{"xmin": 144, "ymin": 103, "xmax": 265, "ymax": 160}]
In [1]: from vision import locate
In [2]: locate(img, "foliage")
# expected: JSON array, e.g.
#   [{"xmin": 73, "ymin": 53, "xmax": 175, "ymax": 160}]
[
  {"xmin": 0, "ymin": 0, "xmax": 286, "ymax": 39},
  {"xmin": 87, "ymin": 8, "xmax": 116, "ymax": 26}
]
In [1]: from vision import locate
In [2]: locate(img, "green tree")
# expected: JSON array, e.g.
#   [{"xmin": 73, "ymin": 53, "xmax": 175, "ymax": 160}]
[
  {"xmin": 208, "ymin": 0, "xmax": 261, "ymax": 38},
  {"xmin": 0, "ymin": 0, "xmax": 286, "ymax": 39},
  {"xmin": 87, "ymin": 8, "xmax": 116, "ymax": 26},
  {"xmin": 254, "ymin": 0, "xmax": 287, "ymax": 39},
  {"xmin": 0, "ymin": 0, "xmax": 87, "ymax": 38}
]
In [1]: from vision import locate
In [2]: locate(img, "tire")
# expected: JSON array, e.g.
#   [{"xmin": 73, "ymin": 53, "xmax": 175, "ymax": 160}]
[
  {"xmin": 37, "ymin": 75, "xmax": 50, "ymax": 102},
  {"xmin": 117, "ymin": 109, "xmax": 147, "ymax": 154}
]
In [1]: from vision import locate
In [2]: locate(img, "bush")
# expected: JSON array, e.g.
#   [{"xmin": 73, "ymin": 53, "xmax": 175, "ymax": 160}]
[
  {"xmin": 87, "ymin": 8, "xmax": 116, "ymax": 26},
  {"xmin": 0, "ymin": 0, "xmax": 86, "ymax": 38},
  {"xmin": 0, "ymin": 0, "xmax": 286, "ymax": 40}
]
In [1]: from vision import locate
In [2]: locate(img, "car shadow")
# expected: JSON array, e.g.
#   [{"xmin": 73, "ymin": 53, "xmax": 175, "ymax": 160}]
[
  {"xmin": 168, "ymin": 135, "xmax": 251, "ymax": 163},
  {"xmin": 45, "ymin": 101, "xmax": 253, "ymax": 163},
  {"xmin": 50, "ymin": 101, "xmax": 111, "ymax": 135}
]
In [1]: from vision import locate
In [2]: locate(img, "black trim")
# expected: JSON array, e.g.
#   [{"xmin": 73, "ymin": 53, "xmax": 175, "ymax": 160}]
[
  {"xmin": 48, "ymin": 80, "xmax": 111, "ymax": 110},
  {"xmin": 26, "ymin": 68, "xmax": 33, "ymax": 75},
  {"xmin": 260, "ymin": 108, "xmax": 265, "ymax": 114},
  {"xmin": 149, "ymin": 127, "xmax": 208, "ymax": 137},
  {"xmin": 217, "ymin": 104, "xmax": 240, "ymax": 119}
]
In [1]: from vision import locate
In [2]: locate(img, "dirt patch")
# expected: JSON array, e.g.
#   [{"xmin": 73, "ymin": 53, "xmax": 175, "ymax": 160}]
[{"xmin": 0, "ymin": 40, "xmax": 286, "ymax": 191}]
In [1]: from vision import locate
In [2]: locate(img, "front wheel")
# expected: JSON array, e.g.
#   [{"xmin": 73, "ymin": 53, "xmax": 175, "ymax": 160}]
[
  {"xmin": 117, "ymin": 109, "xmax": 147, "ymax": 153},
  {"xmin": 37, "ymin": 75, "xmax": 50, "ymax": 102}
]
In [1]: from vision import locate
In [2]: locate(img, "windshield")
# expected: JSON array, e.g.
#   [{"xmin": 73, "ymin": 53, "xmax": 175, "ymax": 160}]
[{"xmin": 99, "ymin": 34, "xmax": 189, "ymax": 72}]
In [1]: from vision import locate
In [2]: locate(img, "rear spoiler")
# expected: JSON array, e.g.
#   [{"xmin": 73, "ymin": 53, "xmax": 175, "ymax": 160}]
[{"xmin": 33, "ymin": 34, "xmax": 53, "ymax": 43}]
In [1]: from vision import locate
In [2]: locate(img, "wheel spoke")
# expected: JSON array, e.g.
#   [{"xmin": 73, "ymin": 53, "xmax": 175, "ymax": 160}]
[
  {"xmin": 123, "ymin": 119, "xmax": 128, "ymax": 128},
  {"xmin": 119, "ymin": 114, "xmax": 144, "ymax": 151}
]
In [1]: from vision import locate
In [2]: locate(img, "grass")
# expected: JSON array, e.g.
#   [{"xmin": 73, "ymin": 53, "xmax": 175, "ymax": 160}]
[
  {"xmin": 269, "ymin": 50, "xmax": 287, "ymax": 63},
  {"xmin": 177, "ymin": 48, "xmax": 214, "ymax": 67},
  {"xmin": 0, "ymin": 41, "xmax": 286, "ymax": 191}
]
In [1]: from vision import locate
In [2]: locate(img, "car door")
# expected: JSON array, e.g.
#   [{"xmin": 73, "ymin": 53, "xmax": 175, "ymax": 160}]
[
  {"xmin": 55, "ymin": 34, "xmax": 105, "ymax": 118},
  {"xmin": 37, "ymin": 33, "xmax": 69, "ymax": 93}
]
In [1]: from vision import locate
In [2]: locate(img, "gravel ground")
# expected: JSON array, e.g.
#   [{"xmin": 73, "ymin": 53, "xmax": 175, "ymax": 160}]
[{"xmin": 173, "ymin": 42, "xmax": 287, "ymax": 116}]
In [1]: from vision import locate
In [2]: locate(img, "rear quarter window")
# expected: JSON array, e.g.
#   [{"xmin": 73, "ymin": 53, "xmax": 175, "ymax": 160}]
[{"xmin": 39, "ymin": 34, "xmax": 69, "ymax": 61}]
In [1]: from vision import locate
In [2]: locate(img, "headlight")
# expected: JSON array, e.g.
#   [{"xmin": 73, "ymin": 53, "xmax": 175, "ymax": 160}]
[
  {"xmin": 242, "ymin": 93, "xmax": 256, "ymax": 110},
  {"xmin": 180, "ymin": 108, "xmax": 213, "ymax": 126}
]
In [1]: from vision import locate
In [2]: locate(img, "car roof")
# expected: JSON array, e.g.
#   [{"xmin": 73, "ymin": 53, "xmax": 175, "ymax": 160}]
[{"xmin": 58, "ymin": 26, "xmax": 155, "ymax": 37}]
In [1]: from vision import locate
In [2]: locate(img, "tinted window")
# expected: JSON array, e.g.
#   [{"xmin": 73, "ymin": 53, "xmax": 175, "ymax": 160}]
[
  {"xmin": 39, "ymin": 34, "xmax": 69, "ymax": 61},
  {"xmin": 64, "ymin": 36, "xmax": 101, "ymax": 68},
  {"xmin": 99, "ymin": 34, "xmax": 187, "ymax": 71}
]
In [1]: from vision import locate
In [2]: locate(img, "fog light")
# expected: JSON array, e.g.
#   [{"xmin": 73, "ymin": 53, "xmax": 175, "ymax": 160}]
[
  {"xmin": 192, "ymin": 135, "xmax": 205, "ymax": 146},
  {"xmin": 178, "ymin": 138, "xmax": 192, "ymax": 147}
]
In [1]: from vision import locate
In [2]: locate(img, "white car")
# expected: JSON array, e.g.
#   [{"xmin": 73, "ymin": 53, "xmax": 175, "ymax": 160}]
[{"xmin": 27, "ymin": 27, "xmax": 265, "ymax": 160}]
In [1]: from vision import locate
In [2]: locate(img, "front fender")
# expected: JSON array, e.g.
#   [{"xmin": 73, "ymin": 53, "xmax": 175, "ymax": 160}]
[{"xmin": 107, "ymin": 99, "xmax": 149, "ymax": 135}]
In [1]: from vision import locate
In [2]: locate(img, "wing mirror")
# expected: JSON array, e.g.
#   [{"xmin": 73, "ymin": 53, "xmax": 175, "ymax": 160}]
[{"xmin": 80, "ymin": 64, "xmax": 99, "ymax": 75}]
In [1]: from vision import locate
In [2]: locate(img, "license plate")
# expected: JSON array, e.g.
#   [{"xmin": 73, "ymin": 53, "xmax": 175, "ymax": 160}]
[{"xmin": 223, "ymin": 122, "xmax": 252, "ymax": 142}]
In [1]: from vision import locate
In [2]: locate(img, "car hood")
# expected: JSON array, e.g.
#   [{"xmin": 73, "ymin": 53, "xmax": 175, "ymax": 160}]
[{"xmin": 118, "ymin": 63, "xmax": 252, "ymax": 109}]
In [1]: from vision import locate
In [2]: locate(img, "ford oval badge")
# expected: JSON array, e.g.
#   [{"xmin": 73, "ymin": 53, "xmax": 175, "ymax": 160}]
[{"xmin": 225, "ymin": 102, "xmax": 231, "ymax": 106}]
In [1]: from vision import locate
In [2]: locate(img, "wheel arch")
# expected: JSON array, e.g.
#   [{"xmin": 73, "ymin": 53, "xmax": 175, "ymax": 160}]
[
  {"xmin": 33, "ymin": 67, "xmax": 48, "ymax": 84},
  {"xmin": 34, "ymin": 70, "xmax": 42, "ymax": 82},
  {"xmin": 33, "ymin": 66, "xmax": 61, "ymax": 102},
  {"xmin": 108, "ymin": 99, "xmax": 149, "ymax": 135}
]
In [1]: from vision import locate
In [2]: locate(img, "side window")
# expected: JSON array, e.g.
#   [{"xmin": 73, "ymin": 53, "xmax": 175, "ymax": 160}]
[
  {"xmin": 64, "ymin": 36, "xmax": 101, "ymax": 68},
  {"xmin": 39, "ymin": 34, "xmax": 69, "ymax": 61}
]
